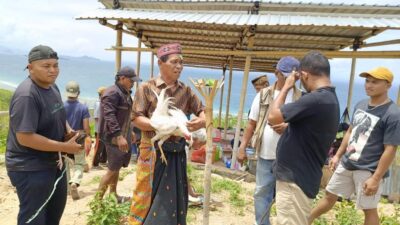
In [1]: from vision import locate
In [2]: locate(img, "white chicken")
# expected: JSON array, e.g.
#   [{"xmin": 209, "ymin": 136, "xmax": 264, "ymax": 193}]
[{"xmin": 150, "ymin": 88, "xmax": 206, "ymax": 165}]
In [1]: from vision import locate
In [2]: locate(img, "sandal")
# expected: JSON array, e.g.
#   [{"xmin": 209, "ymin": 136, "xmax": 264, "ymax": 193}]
[{"xmin": 117, "ymin": 195, "xmax": 132, "ymax": 204}]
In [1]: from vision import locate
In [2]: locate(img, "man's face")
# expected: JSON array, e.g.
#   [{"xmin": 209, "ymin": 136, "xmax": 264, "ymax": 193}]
[
  {"xmin": 364, "ymin": 75, "xmax": 390, "ymax": 98},
  {"xmin": 120, "ymin": 76, "xmax": 135, "ymax": 91},
  {"xmin": 159, "ymin": 54, "xmax": 183, "ymax": 82},
  {"xmin": 28, "ymin": 59, "xmax": 59, "ymax": 88}
]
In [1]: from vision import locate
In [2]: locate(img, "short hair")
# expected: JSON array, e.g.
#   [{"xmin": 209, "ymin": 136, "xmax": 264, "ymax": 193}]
[
  {"xmin": 159, "ymin": 55, "xmax": 169, "ymax": 63},
  {"xmin": 252, "ymin": 75, "xmax": 269, "ymax": 87},
  {"xmin": 300, "ymin": 51, "xmax": 330, "ymax": 77}
]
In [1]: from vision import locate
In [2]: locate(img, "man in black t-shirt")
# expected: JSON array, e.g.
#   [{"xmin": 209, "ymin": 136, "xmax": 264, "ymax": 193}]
[
  {"xmin": 268, "ymin": 51, "xmax": 339, "ymax": 225},
  {"xmin": 6, "ymin": 45, "xmax": 83, "ymax": 225}
]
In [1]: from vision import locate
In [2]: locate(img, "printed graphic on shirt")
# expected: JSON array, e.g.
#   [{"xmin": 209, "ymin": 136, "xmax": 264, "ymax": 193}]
[{"xmin": 346, "ymin": 109, "xmax": 379, "ymax": 161}]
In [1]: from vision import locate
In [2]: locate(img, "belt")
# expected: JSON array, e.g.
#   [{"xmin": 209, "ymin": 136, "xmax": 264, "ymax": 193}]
[{"xmin": 167, "ymin": 136, "xmax": 185, "ymax": 142}]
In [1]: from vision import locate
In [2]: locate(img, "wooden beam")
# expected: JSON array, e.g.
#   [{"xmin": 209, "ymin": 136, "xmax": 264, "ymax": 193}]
[
  {"xmin": 108, "ymin": 46, "xmax": 400, "ymax": 58},
  {"xmin": 218, "ymin": 66, "xmax": 227, "ymax": 128},
  {"xmin": 224, "ymin": 56, "xmax": 234, "ymax": 141},
  {"xmin": 346, "ymin": 56, "xmax": 357, "ymax": 117},
  {"xmin": 150, "ymin": 52, "xmax": 155, "ymax": 79},
  {"xmin": 115, "ymin": 22, "xmax": 123, "ymax": 73},
  {"xmin": 361, "ymin": 39, "xmax": 400, "ymax": 48},
  {"xmin": 136, "ymin": 37, "xmax": 142, "ymax": 89},
  {"xmin": 231, "ymin": 34, "xmax": 255, "ymax": 169}
]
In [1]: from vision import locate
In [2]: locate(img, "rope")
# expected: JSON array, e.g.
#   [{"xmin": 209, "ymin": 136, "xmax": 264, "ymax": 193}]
[{"xmin": 26, "ymin": 165, "xmax": 67, "ymax": 224}]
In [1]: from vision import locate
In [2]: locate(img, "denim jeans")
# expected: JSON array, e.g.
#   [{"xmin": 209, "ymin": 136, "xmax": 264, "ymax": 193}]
[
  {"xmin": 8, "ymin": 168, "xmax": 67, "ymax": 225},
  {"xmin": 254, "ymin": 158, "xmax": 276, "ymax": 225}
]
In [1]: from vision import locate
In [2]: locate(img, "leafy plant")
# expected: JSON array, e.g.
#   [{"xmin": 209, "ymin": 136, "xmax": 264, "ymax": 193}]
[
  {"xmin": 333, "ymin": 200, "xmax": 363, "ymax": 225},
  {"xmin": 87, "ymin": 193, "xmax": 130, "ymax": 225},
  {"xmin": 379, "ymin": 204, "xmax": 400, "ymax": 225}
]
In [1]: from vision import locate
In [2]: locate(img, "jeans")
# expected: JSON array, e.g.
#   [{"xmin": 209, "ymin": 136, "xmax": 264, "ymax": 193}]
[
  {"xmin": 8, "ymin": 168, "xmax": 67, "ymax": 225},
  {"xmin": 254, "ymin": 158, "xmax": 276, "ymax": 225}
]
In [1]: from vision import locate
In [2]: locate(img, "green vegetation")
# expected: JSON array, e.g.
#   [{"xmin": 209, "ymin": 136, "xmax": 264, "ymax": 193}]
[
  {"xmin": 87, "ymin": 193, "xmax": 130, "ymax": 225},
  {"xmin": 212, "ymin": 114, "xmax": 247, "ymax": 129},
  {"xmin": 0, "ymin": 89, "xmax": 12, "ymax": 154}
]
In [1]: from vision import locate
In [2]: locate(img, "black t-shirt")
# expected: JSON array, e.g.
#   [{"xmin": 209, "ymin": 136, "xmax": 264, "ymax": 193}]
[
  {"xmin": 276, "ymin": 87, "xmax": 339, "ymax": 198},
  {"xmin": 6, "ymin": 77, "xmax": 66, "ymax": 171}
]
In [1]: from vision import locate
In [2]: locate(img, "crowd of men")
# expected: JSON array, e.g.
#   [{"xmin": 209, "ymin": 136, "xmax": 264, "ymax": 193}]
[{"xmin": 4, "ymin": 43, "xmax": 400, "ymax": 225}]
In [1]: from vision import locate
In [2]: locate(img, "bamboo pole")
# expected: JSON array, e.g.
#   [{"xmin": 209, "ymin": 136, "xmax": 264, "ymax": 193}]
[
  {"xmin": 346, "ymin": 56, "xmax": 357, "ymax": 117},
  {"xmin": 150, "ymin": 52, "xmax": 155, "ymax": 79},
  {"xmin": 190, "ymin": 79, "xmax": 222, "ymax": 225},
  {"xmin": 217, "ymin": 66, "xmax": 226, "ymax": 128},
  {"xmin": 231, "ymin": 36, "xmax": 254, "ymax": 169},
  {"xmin": 115, "ymin": 22, "xmax": 123, "ymax": 73},
  {"xmin": 136, "ymin": 38, "xmax": 142, "ymax": 89},
  {"xmin": 223, "ymin": 56, "xmax": 234, "ymax": 141}
]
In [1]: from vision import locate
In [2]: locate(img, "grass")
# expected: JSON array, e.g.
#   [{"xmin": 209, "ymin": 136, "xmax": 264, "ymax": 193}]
[
  {"xmin": 0, "ymin": 89, "xmax": 12, "ymax": 111},
  {"xmin": 0, "ymin": 89, "xmax": 12, "ymax": 154}
]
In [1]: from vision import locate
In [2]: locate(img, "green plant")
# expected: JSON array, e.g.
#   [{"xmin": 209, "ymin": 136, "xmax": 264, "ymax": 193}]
[
  {"xmin": 87, "ymin": 193, "xmax": 130, "ymax": 225},
  {"xmin": 333, "ymin": 200, "xmax": 363, "ymax": 225},
  {"xmin": 0, "ymin": 115, "xmax": 9, "ymax": 154},
  {"xmin": 119, "ymin": 168, "xmax": 135, "ymax": 181},
  {"xmin": 0, "ymin": 89, "xmax": 13, "ymax": 111},
  {"xmin": 380, "ymin": 204, "xmax": 400, "ymax": 225}
]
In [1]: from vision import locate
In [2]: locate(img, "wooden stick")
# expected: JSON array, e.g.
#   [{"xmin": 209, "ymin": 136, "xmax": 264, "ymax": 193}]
[
  {"xmin": 346, "ymin": 54, "xmax": 357, "ymax": 117},
  {"xmin": 223, "ymin": 56, "xmax": 234, "ymax": 141}
]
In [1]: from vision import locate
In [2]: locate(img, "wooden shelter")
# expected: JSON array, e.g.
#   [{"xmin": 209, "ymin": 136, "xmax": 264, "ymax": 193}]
[{"xmin": 77, "ymin": 0, "xmax": 400, "ymax": 214}]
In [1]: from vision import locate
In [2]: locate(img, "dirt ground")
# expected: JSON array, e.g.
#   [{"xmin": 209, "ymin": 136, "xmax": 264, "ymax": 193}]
[{"xmin": 0, "ymin": 159, "xmax": 256, "ymax": 225}]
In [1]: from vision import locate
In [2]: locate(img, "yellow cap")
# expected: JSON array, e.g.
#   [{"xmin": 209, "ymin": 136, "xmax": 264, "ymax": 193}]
[
  {"xmin": 359, "ymin": 67, "xmax": 393, "ymax": 84},
  {"xmin": 97, "ymin": 86, "xmax": 106, "ymax": 95}
]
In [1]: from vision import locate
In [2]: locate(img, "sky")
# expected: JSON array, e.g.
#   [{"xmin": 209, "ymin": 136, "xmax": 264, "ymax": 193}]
[{"xmin": 0, "ymin": 0, "xmax": 399, "ymax": 85}]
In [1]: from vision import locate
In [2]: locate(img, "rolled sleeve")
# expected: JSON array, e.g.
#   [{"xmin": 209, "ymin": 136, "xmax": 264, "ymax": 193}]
[
  {"xmin": 188, "ymin": 88, "xmax": 204, "ymax": 116},
  {"xmin": 132, "ymin": 83, "xmax": 150, "ymax": 120}
]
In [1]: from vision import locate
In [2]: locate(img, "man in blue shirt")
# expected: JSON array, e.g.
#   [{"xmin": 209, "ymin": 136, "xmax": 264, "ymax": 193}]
[{"xmin": 64, "ymin": 80, "xmax": 91, "ymax": 200}]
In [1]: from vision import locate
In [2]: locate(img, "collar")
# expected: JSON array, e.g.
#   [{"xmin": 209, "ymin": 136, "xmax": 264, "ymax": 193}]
[
  {"xmin": 155, "ymin": 75, "xmax": 183, "ymax": 88},
  {"xmin": 115, "ymin": 82, "xmax": 131, "ymax": 95}
]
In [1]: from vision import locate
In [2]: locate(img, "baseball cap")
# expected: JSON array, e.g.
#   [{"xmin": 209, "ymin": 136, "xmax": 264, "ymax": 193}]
[
  {"xmin": 116, "ymin": 66, "xmax": 141, "ymax": 82},
  {"xmin": 359, "ymin": 67, "xmax": 393, "ymax": 84},
  {"xmin": 28, "ymin": 45, "xmax": 58, "ymax": 63},
  {"xmin": 66, "ymin": 81, "xmax": 80, "ymax": 98},
  {"xmin": 276, "ymin": 56, "xmax": 300, "ymax": 77},
  {"xmin": 157, "ymin": 43, "xmax": 182, "ymax": 58}
]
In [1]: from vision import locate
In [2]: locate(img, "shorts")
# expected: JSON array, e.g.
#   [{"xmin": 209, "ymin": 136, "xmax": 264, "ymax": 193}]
[
  {"xmin": 106, "ymin": 143, "xmax": 131, "ymax": 171},
  {"xmin": 326, "ymin": 163, "xmax": 383, "ymax": 209}
]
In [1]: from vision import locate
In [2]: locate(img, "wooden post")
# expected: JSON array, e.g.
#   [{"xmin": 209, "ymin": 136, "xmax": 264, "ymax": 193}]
[
  {"xmin": 190, "ymin": 78, "xmax": 223, "ymax": 225},
  {"xmin": 115, "ymin": 21, "xmax": 123, "ymax": 73},
  {"xmin": 223, "ymin": 56, "xmax": 234, "ymax": 141},
  {"xmin": 345, "ymin": 56, "xmax": 357, "ymax": 118},
  {"xmin": 397, "ymin": 84, "xmax": 400, "ymax": 105},
  {"xmin": 231, "ymin": 36, "xmax": 254, "ymax": 169},
  {"xmin": 150, "ymin": 52, "xmax": 155, "ymax": 79},
  {"xmin": 217, "ymin": 66, "xmax": 226, "ymax": 128},
  {"xmin": 136, "ymin": 37, "xmax": 142, "ymax": 89}
]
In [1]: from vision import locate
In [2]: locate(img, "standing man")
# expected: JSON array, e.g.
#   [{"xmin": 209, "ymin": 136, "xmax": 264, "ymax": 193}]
[
  {"xmin": 309, "ymin": 67, "xmax": 400, "ymax": 225},
  {"xmin": 97, "ymin": 66, "xmax": 140, "ymax": 202},
  {"xmin": 93, "ymin": 86, "xmax": 107, "ymax": 167},
  {"xmin": 237, "ymin": 56, "xmax": 302, "ymax": 225},
  {"xmin": 129, "ymin": 43, "xmax": 205, "ymax": 225},
  {"xmin": 6, "ymin": 45, "xmax": 83, "ymax": 225},
  {"xmin": 64, "ymin": 80, "xmax": 91, "ymax": 200},
  {"xmin": 268, "ymin": 51, "xmax": 340, "ymax": 225}
]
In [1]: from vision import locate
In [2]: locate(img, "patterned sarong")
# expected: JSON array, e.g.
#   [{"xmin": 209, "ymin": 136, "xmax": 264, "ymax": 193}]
[{"xmin": 129, "ymin": 138, "xmax": 188, "ymax": 225}]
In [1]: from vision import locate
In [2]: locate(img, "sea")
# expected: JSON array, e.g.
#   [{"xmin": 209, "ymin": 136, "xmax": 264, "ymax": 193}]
[{"xmin": 0, "ymin": 53, "xmax": 399, "ymax": 117}]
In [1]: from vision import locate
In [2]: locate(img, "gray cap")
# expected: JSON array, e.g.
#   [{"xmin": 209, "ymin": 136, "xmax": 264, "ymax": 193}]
[
  {"xmin": 28, "ymin": 45, "xmax": 59, "ymax": 63},
  {"xmin": 276, "ymin": 56, "xmax": 300, "ymax": 77},
  {"xmin": 65, "ymin": 80, "xmax": 80, "ymax": 98},
  {"xmin": 116, "ymin": 66, "xmax": 141, "ymax": 81}
]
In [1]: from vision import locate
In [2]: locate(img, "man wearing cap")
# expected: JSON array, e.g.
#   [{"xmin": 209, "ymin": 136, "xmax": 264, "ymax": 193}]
[
  {"xmin": 309, "ymin": 67, "xmax": 400, "ymax": 225},
  {"xmin": 237, "ymin": 56, "xmax": 301, "ymax": 225},
  {"xmin": 63, "ymin": 80, "xmax": 91, "ymax": 200},
  {"xmin": 268, "ymin": 51, "xmax": 340, "ymax": 225},
  {"xmin": 6, "ymin": 45, "xmax": 83, "ymax": 225},
  {"xmin": 251, "ymin": 75, "xmax": 269, "ymax": 93},
  {"xmin": 97, "ymin": 66, "xmax": 140, "ymax": 202},
  {"xmin": 129, "ymin": 43, "xmax": 205, "ymax": 225},
  {"xmin": 93, "ymin": 86, "xmax": 107, "ymax": 167}
]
